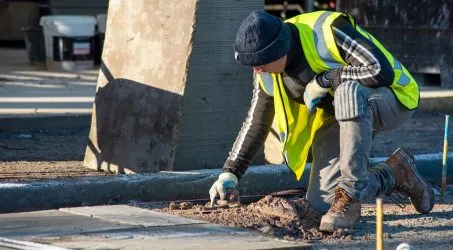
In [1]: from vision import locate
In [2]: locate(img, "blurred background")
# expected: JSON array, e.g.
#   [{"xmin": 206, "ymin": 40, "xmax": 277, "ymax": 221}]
[{"xmin": 1, "ymin": 0, "xmax": 451, "ymax": 86}]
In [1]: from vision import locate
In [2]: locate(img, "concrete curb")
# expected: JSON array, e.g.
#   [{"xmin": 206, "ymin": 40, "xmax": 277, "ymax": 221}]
[
  {"xmin": 0, "ymin": 166, "xmax": 305, "ymax": 214},
  {"xmin": 0, "ymin": 153, "xmax": 452, "ymax": 213},
  {"xmin": 419, "ymin": 88, "xmax": 453, "ymax": 112}
]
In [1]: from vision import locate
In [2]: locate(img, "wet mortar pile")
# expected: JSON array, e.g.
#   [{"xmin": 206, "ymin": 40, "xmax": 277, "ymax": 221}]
[{"xmin": 146, "ymin": 193, "xmax": 354, "ymax": 242}]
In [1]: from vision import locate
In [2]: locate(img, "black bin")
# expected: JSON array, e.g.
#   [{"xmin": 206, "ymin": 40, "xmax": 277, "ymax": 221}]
[{"xmin": 22, "ymin": 26, "xmax": 46, "ymax": 65}]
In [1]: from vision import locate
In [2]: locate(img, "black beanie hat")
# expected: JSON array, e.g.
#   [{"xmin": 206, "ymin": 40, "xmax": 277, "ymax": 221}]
[{"xmin": 234, "ymin": 10, "xmax": 291, "ymax": 67}]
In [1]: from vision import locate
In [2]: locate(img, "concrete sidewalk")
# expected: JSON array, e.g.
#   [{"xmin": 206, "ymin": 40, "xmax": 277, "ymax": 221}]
[
  {"xmin": 0, "ymin": 48, "xmax": 96, "ymax": 118},
  {"xmin": 3, "ymin": 198, "xmax": 453, "ymax": 249},
  {"xmin": 0, "ymin": 153, "xmax": 451, "ymax": 214},
  {"xmin": 0, "ymin": 205, "xmax": 310, "ymax": 249}
]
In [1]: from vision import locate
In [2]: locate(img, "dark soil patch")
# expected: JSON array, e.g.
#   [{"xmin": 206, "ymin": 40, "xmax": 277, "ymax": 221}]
[{"xmin": 0, "ymin": 161, "xmax": 110, "ymax": 182}]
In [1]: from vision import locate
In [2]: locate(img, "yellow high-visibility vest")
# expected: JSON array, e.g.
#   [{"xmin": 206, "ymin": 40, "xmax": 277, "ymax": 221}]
[{"xmin": 258, "ymin": 11, "xmax": 419, "ymax": 180}]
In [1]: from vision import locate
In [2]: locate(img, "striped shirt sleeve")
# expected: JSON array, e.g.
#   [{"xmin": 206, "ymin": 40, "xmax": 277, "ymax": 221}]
[
  {"xmin": 327, "ymin": 17, "xmax": 394, "ymax": 89},
  {"xmin": 222, "ymin": 74, "xmax": 275, "ymax": 180}
]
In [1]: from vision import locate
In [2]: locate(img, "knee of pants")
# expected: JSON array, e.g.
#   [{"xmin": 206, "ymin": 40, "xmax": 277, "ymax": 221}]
[{"xmin": 334, "ymin": 81, "xmax": 369, "ymax": 121}]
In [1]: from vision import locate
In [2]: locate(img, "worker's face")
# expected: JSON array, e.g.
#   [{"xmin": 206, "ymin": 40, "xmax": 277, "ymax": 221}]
[{"xmin": 253, "ymin": 55, "xmax": 287, "ymax": 74}]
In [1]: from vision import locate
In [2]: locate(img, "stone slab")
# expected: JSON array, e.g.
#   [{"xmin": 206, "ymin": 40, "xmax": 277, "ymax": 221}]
[
  {"xmin": 0, "ymin": 236, "xmax": 68, "ymax": 250},
  {"xmin": 172, "ymin": 0, "xmax": 264, "ymax": 170},
  {"xmin": 0, "ymin": 210, "xmax": 135, "ymax": 238},
  {"xmin": 84, "ymin": 0, "xmax": 199, "ymax": 174},
  {"xmin": 60, "ymin": 205, "xmax": 204, "ymax": 227},
  {"xmin": 0, "ymin": 206, "xmax": 311, "ymax": 250},
  {"xmin": 37, "ymin": 224, "xmax": 312, "ymax": 250}
]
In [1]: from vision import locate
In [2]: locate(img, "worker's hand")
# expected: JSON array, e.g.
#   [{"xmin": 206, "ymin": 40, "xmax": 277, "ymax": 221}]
[
  {"xmin": 303, "ymin": 77, "xmax": 331, "ymax": 115},
  {"xmin": 209, "ymin": 172, "xmax": 238, "ymax": 206}
]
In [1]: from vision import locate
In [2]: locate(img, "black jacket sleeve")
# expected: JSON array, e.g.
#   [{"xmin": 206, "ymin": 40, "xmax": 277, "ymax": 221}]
[
  {"xmin": 222, "ymin": 74, "xmax": 275, "ymax": 180},
  {"xmin": 326, "ymin": 16, "xmax": 395, "ymax": 89}
]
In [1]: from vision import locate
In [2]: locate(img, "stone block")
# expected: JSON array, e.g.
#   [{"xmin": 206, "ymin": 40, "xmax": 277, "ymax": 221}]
[{"xmin": 84, "ymin": 0, "xmax": 263, "ymax": 173}]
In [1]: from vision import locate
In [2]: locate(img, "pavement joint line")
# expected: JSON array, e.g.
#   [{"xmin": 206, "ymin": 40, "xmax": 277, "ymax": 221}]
[
  {"xmin": 59, "ymin": 205, "xmax": 205, "ymax": 227},
  {"xmin": 72, "ymin": 223, "xmax": 236, "ymax": 236},
  {"xmin": 0, "ymin": 153, "xmax": 451, "ymax": 213}
]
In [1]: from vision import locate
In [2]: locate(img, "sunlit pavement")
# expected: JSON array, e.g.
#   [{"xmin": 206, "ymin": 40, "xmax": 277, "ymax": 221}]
[
  {"xmin": 0, "ymin": 205, "xmax": 311, "ymax": 250},
  {"xmin": 0, "ymin": 48, "xmax": 97, "ymax": 117}
]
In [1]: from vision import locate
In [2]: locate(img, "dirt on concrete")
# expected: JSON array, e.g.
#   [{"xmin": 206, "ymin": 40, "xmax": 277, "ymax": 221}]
[{"xmin": 150, "ymin": 194, "xmax": 353, "ymax": 242}]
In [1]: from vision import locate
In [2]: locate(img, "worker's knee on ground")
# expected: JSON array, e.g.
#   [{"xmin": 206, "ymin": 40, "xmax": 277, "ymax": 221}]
[{"xmin": 334, "ymin": 81, "xmax": 369, "ymax": 121}]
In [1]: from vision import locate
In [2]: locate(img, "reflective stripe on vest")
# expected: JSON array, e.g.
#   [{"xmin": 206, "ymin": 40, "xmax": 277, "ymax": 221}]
[
  {"xmin": 257, "ymin": 11, "xmax": 419, "ymax": 180},
  {"xmin": 287, "ymin": 11, "xmax": 419, "ymax": 110},
  {"xmin": 285, "ymin": 11, "xmax": 348, "ymax": 73},
  {"xmin": 355, "ymin": 26, "xmax": 419, "ymax": 109}
]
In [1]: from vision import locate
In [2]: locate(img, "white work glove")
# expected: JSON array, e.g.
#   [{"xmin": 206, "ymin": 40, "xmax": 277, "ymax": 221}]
[
  {"xmin": 303, "ymin": 77, "xmax": 331, "ymax": 115},
  {"xmin": 209, "ymin": 172, "xmax": 238, "ymax": 207}
]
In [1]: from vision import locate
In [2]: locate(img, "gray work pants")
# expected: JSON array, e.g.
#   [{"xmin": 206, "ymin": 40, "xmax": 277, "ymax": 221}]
[{"xmin": 306, "ymin": 83, "xmax": 416, "ymax": 213}]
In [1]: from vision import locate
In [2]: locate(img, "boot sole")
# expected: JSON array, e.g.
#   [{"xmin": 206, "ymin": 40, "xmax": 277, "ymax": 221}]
[
  {"xmin": 411, "ymin": 167, "xmax": 435, "ymax": 214},
  {"xmin": 319, "ymin": 221, "xmax": 337, "ymax": 233},
  {"xmin": 319, "ymin": 217, "xmax": 359, "ymax": 233},
  {"xmin": 392, "ymin": 148, "xmax": 435, "ymax": 214}
]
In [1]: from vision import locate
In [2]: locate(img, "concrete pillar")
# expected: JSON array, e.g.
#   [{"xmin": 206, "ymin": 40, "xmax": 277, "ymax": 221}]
[{"xmin": 84, "ymin": 0, "xmax": 263, "ymax": 173}]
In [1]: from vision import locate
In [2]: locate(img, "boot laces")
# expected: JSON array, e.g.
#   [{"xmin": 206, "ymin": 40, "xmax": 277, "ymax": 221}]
[
  {"xmin": 388, "ymin": 191, "xmax": 408, "ymax": 208},
  {"xmin": 331, "ymin": 188, "xmax": 352, "ymax": 213}
]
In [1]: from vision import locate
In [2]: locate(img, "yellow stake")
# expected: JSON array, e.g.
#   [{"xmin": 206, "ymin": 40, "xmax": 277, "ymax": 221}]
[
  {"xmin": 442, "ymin": 115, "xmax": 450, "ymax": 201},
  {"xmin": 376, "ymin": 198, "xmax": 383, "ymax": 250}
]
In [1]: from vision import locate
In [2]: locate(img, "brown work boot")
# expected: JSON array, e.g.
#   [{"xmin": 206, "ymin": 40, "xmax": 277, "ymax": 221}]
[
  {"xmin": 319, "ymin": 188, "xmax": 361, "ymax": 232},
  {"xmin": 385, "ymin": 148, "xmax": 434, "ymax": 214}
]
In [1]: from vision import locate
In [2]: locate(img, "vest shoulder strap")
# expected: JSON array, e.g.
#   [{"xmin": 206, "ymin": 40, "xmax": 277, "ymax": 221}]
[{"xmin": 285, "ymin": 11, "xmax": 349, "ymax": 73}]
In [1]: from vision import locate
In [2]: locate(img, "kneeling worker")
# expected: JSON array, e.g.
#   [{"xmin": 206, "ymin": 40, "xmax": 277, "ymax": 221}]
[{"xmin": 209, "ymin": 10, "xmax": 434, "ymax": 232}]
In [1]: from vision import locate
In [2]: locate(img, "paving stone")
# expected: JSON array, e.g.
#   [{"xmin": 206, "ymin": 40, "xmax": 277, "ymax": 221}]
[
  {"xmin": 0, "ymin": 210, "xmax": 134, "ymax": 238},
  {"xmin": 60, "ymin": 205, "xmax": 204, "ymax": 227},
  {"xmin": 40, "ymin": 225, "xmax": 311, "ymax": 250}
]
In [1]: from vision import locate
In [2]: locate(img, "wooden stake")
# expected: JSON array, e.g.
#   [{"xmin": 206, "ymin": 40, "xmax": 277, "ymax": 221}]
[{"xmin": 376, "ymin": 198, "xmax": 383, "ymax": 250}]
